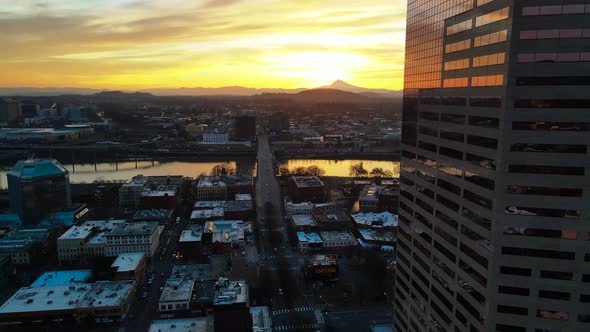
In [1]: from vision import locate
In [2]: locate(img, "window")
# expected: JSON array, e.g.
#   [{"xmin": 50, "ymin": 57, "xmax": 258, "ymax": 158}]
[
  {"xmin": 440, "ymin": 146, "xmax": 464, "ymax": 160},
  {"xmin": 420, "ymin": 96, "xmax": 441, "ymax": 105},
  {"xmin": 476, "ymin": 7, "xmax": 509, "ymax": 27},
  {"xmin": 537, "ymin": 310, "xmax": 569, "ymax": 321},
  {"xmin": 512, "ymin": 121, "xmax": 589, "ymax": 131},
  {"xmin": 439, "ymin": 162, "xmax": 463, "ymax": 178},
  {"xmin": 504, "ymin": 206, "xmax": 580, "ymax": 219},
  {"xmin": 418, "ymin": 140, "xmax": 437, "ymax": 153},
  {"xmin": 464, "ymin": 190, "xmax": 493, "ymax": 209},
  {"xmin": 441, "ymin": 113, "xmax": 465, "ymax": 124},
  {"xmin": 540, "ymin": 270, "xmax": 573, "ymax": 281},
  {"xmin": 515, "ymin": 99, "xmax": 590, "ymax": 108},
  {"xmin": 470, "ymin": 97, "xmax": 501, "ymax": 108},
  {"xmin": 444, "ymin": 77, "xmax": 469, "ymax": 88},
  {"xmin": 466, "ymin": 153, "xmax": 495, "ymax": 170},
  {"xmin": 539, "ymin": 290, "xmax": 570, "ymax": 301},
  {"xmin": 503, "ymin": 227, "xmax": 578, "ymax": 240},
  {"xmin": 420, "ymin": 111, "xmax": 439, "ymax": 121},
  {"xmin": 467, "ymin": 135, "xmax": 498, "ymax": 149},
  {"xmin": 460, "ymin": 242, "xmax": 488, "ymax": 268},
  {"xmin": 497, "ymin": 325, "xmax": 526, "ymax": 332},
  {"xmin": 437, "ymin": 178, "xmax": 461, "ymax": 195},
  {"xmin": 502, "ymin": 247, "xmax": 575, "ymax": 260},
  {"xmin": 469, "ymin": 116, "xmax": 499, "ymax": 128},
  {"xmin": 477, "ymin": 0, "xmax": 494, "ymax": 6},
  {"xmin": 497, "ymin": 305, "xmax": 527, "ymax": 316},
  {"xmin": 473, "ymin": 52, "xmax": 505, "ymax": 67},
  {"xmin": 437, "ymin": 194, "xmax": 460, "ymax": 211},
  {"xmin": 500, "ymin": 266, "xmax": 532, "ymax": 277},
  {"xmin": 419, "ymin": 125, "xmax": 437, "ymax": 137},
  {"xmin": 447, "ymin": 19, "xmax": 473, "ymax": 36},
  {"xmin": 462, "ymin": 207, "xmax": 492, "ymax": 230},
  {"xmin": 510, "ymin": 143, "xmax": 587, "ymax": 154},
  {"xmin": 520, "ymin": 28, "xmax": 589, "ymax": 40},
  {"xmin": 518, "ymin": 52, "xmax": 590, "ymax": 63},
  {"xmin": 440, "ymin": 130, "xmax": 464, "ymax": 142},
  {"xmin": 472, "ymin": 74, "xmax": 504, "ymax": 87},
  {"xmin": 474, "ymin": 30, "xmax": 508, "ymax": 47},
  {"xmin": 523, "ymin": 5, "xmax": 588, "ymax": 16},
  {"xmin": 517, "ymin": 76, "xmax": 590, "ymax": 86},
  {"xmin": 509, "ymin": 164, "xmax": 584, "ymax": 176},
  {"xmin": 442, "ymin": 96, "xmax": 467, "ymax": 106},
  {"xmin": 445, "ymin": 39, "xmax": 471, "ymax": 53},
  {"xmin": 507, "ymin": 185, "xmax": 582, "ymax": 197},
  {"xmin": 465, "ymin": 171, "xmax": 495, "ymax": 190},
  {"xmin": 444, "ymin": 59, "xmax": 470, "ymax": 71},
  {"xmin": 499, "ymin": 286, "xmax": 530, "ymax": 296}
]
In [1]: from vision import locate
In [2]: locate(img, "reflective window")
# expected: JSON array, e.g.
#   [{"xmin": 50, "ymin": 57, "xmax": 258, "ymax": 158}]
[
  {"xmin": 470, "ymin": 97, "xmax": 502, "ymax": 108},
  {"xmin": 473, "ymin": 30, "xmax": 508, "ymax": 47},
  {"xmin": 438, "ymin": 162, "xmax": 463, "ymax": 178},
  {"xmin": 467, "ymin": 135, "xmax": 498, "ymax": 149},
  {"xmin": 510, "ymin": 143, "xmax": 587, "ymax": 153},
  {"xmin": 507, "ymin": 185, "xmax": 582, "ymax": 197},
  {"xmin": 537, "ymin": 310, "xmax": 569, "ymax": 321},
  {"xmin": 477, "ymin": 0, "xmax": 494, "ymax": 6},
  {"xmin": 447, "ymin": 19, "xmax": 473, "ymax": 36},
  {"xmin": 523, "ymin": 5, "xmax": 588, "ymax": 16},
  {"xmin": 503, "ymin": 226, "xmax": 578, "ymax": 240},
  {"xmin": 518, "ymin": 52, "xmax": 590, "ymax": 63},
  {"xmin": 515, "ymin": 99, "xmax": 590, "ymax": 108},
  {"xmin": 473, "ymin": 52, "xmax": 505, "ymax": 67},
  {"xmin": 441, "ymin": 113, "xmax": 465, "ymax": 124},
  {"xmin": 520, "ymin": 28, "xmax": 590, "ymax": 39},
  {"xmin": 509, "ymin": 164, "xmax": 585, "ymax": 176},
  {"xmin": 504, "ymin": 206, "xmax": 580, "ymax": 219},
  {"xmin": 471, "ymin": 74, "xmax": 504, "ymax": 87},
  {"xmin": 469, "ymin": 116, "xmax": 499, "ymax": 128},
  {"xmin": 445, "ymin": 39, "xmax": 471, "ymax": 53},
  {"xmin": 439, "ymin": 146, "xmax": 464, "ymax": 160},
  {"xmin": 465, "ymin": 171, "xmax": 495, "ymax": 190},
  {"xmin": 466, "ymin": 153, "xmax": 495, "ymax": 170},
  {"xmin": 444, "ymin": 58, "xmax": 470, "ymax": 71},
  {"xmin": 443, "ymin": 77, "xmax": 469, "ymax": 88},
  {"xmin": 517, "ymin": 76, "xmax": 590, "ymax": 86},
  {"xmin": 476, "ymin": 7, "xmax": 509, "ymax": 27},
  {"xmin": 502, "ymin": 247, "xmax": 576, "ymax": 260},
  {"xmin": 442, "ymin": 96, "xmax": 467, "ymax": 106},
  {"xmin": 464, "ymin": 190, "xmax": 493, "ymax": 209}
]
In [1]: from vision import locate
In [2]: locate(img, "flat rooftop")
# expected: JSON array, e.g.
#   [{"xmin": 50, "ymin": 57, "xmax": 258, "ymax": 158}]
[
  {"xmin": 190, "ymin": 208, "xmax": 224, "ymax": 220},
  {"xmin": 197, "ymin": 176, "xmax": 226, "ymax": 188},
  {"xmin": 194, "ymin": 201, "xmax": 225, "ymax": 209},
  {"xmin": 352, "ymin": 212, "xmax": 399, "ymax": 228},
  {"xmin": 291, "ymin": 215, "xmax": 317, "ymax": 227},
  {"xmin": 111, "ymin": 253, "xmax": 145, "ymax": 273},
  {"xmin": 149, "ymin": 317, "xmax": 213, "ymax": 332},
  {"xmin": 358, "ymin": 229, "xmax": 396, "ymax": 243},
  {"xmin": 142, "ymin": 190, "xmax": 176, "ymax": 197},
  {"xmin": 213, "ymin": 278, "xmax": 248, "ymax": 306},
  {"xmin": 179, "ymin": 227, "xmax": 203, "ymax": 243},
  {"xmin": 291, "ymin": 176, "xmax": 324, "ymax": 188},
  {"xmin": 251, "ymin": 306, "xmax": 272, "ymax": 331},
  {"xmin": 311, "ymin": 254, "xmax": 338, "ymax": 266},
  {"xmin": 107, "ymin": 222, "xmax": 159, "ymax": 236},
  {"xmin": 297, "ymin": 232, "xmax": 322, "ymax": 244},
  {"xmin": 319, "ymin": 231, "xmax": 356, "ymax": 242},
  {"xmin": 30, "ymin": 270, "xmax": 92, "ymax": 287},
  {"xmin": 160, "ymin": 277, "xmax": 194, "ymax": 303},
  {"xmin": 58, "ymin": 225, "xmax": 94, "ymax": 241},
  {"xmin": 133, "ymin": 209, "xmax": 173, "ymax": 220},
  {"xmin": 235, "ymin": 194, "xmax": 252, "ymax": 201}
]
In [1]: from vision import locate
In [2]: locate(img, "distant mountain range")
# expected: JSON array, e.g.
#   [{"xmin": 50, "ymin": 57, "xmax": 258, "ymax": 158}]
[{"xmin": 0, "ymin": 80, "xmax": 401, "ymax": 99}]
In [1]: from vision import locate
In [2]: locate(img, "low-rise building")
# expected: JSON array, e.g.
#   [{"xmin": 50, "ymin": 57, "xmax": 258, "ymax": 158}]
[
  {"xmin": 0, "ymin": 228, "xmax": 50, "ymax": 265},
  {"xmin": 290, "ymin": 215, "xmax": 317, "ymax": 232},
  {"xmin": 359, "ymin": 185, "xmax": 380, "ymax": 212},
  {"xmin": 159, "ymin": 274, "xmax": 195, "ymax": 317},
  {"xmin": 111, "ymin": 252, "xmax": 146, "ymax": 282},
  {"xmin": 356, "ymin": 229, "xmax": 396, "ymax": 248},
  {"xmin": 57, "ymin": 220, "xmax": 125, "ymax": 265},
  {"xmin": 318, "ymin": 231, "xmax": 357, "ymax": 249},
  {"xmin": 179, "ymin": 226, "xmax": 205, "ymax": 260},
  {"xmin": 202, "ymin": 221, "xmax": 249, "ymax": 249},
  {"xmin": 0, "ymin": 255, "xmax": 13, "ymax": 296},
  {"xmin": 351, "ymin": 212, "xmax": 398, "ymax": 230},
  {"xmin": 190, "ymin": 208, "xmax": 224, "ymax": 223},
  {"xmin": 196, "ymin": 176, "xmax": 227, "ymax": 201},
  {"xmin": 105, "ymin": 222, "xmax": 162, "ymax": 257},
  {"xmin": 140, "ymin": 187, "xmax": 177, "ymax": 210},
  {"xmin": 149, "ymin": 317, "xmax": 213, "ymax": 332},
  {"xmin": 307, "ymin": 254, "xmax": 338, "ymax": 281},
  {"xmin": 132, "ymin": 209, "xmax": 174, "ymax": 224},
  {"xmin": 358, "ymin": 185, "xmax": 399, "ymax": 213},
  {"xmin": 119, "ymin": 176, "xmax": 150, "ymax": 208},
  {"xmin": 250, "ymin": 306, "xmax": 272, "ymax": 332},
  {"xmin": 288, "ymin": 176, "xmax": 325, "ymax": 203},
  {"xmin": 285, "ymin": 201, "xmax": 313, "ymax": 217},
  {"xmin": 0, "ymin": 280, "xmax": 134, "ymax": 325},
  {"xmin": 297, "ymin": 232, "xmax": 323, "ymax": 251},
  {"xmin": 312, "ymin": 209, "xmax": 351, "ymax": 230},
  {"xmin": 213, "ymin": 278, "xmax": 250, "ymax": 332},
  {"xmin": 30, "ymin": 270, "xmax": 92, "ymax": 287}
]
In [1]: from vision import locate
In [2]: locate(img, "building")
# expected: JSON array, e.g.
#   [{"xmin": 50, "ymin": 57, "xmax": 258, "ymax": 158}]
[
  {"xmin": 359, "ymin": 185, "xmax": 400, "ymax": 213},
  {"xmin": 351, "ymin": 212, "xmax": 399, "ymax": 230},
  {"xmin": 318, "ymin": 231, "xmax": 357, "ymax": 249},
  {"xmin": 159, "ymin": 273, "xmax": 195, "ymax": 316},
  {"xmin": 213, "ymin": 278, "xmax": 250, "ymax": 332},
  {"xmin": 0, "ymin": 98, "xmax": 19, "ymax": 125},
  {"xmin": 148, "ymin": 317, "xmax": 213, "ymax": 332},
  {"xmin": 133, "ymin": 209, "xmax": 174, "ymax": 224},
  {"xmin": 7, "ymin": 159, "xmax": 71, "ymax": 225},
  {"xmin": 396, "ymin": 2, "xmax": 590, "ymax": 332},
  {"xmin": 269, "ymin": 111, "xmax": 289, "ymax": 132},
  {"xmin": 233, "ymin": 113, "xmax": 257, "ymax": 140},
  {"xmin": 296, "ymin": 232, "xmax": 323, "ymax": 251},
  {"xmin": 0, "ymin": 255, "xmax": 13, "ymax": 296},
  {"xmin": 57, "ymin": 220, "xmax": 125, "ymax": 265},
  {"xmin": 306, "ymin": 254, "xmax": 338, "ymax": 281},
  {"xmin": 118, "ymin": 176, "xmax": 150, "ymax": 208},
  {"xmin": 250, "ymin": 306, "xmax": 272, "ymax": 332},
  {"xmin": 285, "ymin": 201, "xmax": 314, "ymax": 217},
  {"xmin": 356, "ymin": 229, "xmax": 396, "ymax": 248},
  {"xmin": 288, "ymin": 176, "xmax": 325, "ymax": 203},
  {"xmin": 222, "ymin": 175, "xmax": 254, "ymax": 198},
  {"xmin": 105, "ymin": 222, "xmax": 161, "ymax": 257},
  {"xmin": 179, "ymin": 226, "xmax": 205, "ymax": 260},
  {"xmin": 196, "ymin": 177, "xmax": 227, "ymax": 201},
  {"xmin": 30, "ymin": 270, "xmax": 92, "ymax": 287},
  {"xmin": 202, "ymin": 132, "xmax": 229, "ymax": 144},
  {"xmin": 312, "ymin": 209, "xmax": 351, "ymax": 230},
  {"xmin": 359, "ymin": 185, "xmax": 380, "ymax": 212},
  {"xmin": 0, "ymin": 228, "xmax": 50, "ymax": 265},
  {"xmin": 140, "ymin": 187, "xmax": 177, "ymax": 210},
  {"xmin": 290, "ymin": 215, "xmax": 317, "ymax": 232},
  {"xmin": 19, "ymin": 100, "xmax": 39, "ymax": 119},
  {"xmin": 0, "ymin": 280, "xmax": 134, "ymax": 325},
  {"xmin": 202, "ymin": 221, "xmax": 249, "ymax": 249},
  {"xmin": 190, "ymin": 208, "xmax": 225, "ymax": 223},
  {"xmin": 111, "ymin": 253, "xmax": 146, "ymax": 282}
]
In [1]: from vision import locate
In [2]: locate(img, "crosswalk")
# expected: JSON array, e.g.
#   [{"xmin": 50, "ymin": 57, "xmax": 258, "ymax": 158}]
[
  {"xmin": 273, "ymin": 323, "xmax": 320, "ymax": 331},
  {"xmin": 272, "ymin": 306, "xmax": 314, "ymax": 315}
]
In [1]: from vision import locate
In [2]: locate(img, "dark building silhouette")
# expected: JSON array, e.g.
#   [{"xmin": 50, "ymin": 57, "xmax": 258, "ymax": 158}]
[
  {"xmin": 8, "ymin": 159, "xmax": 71, "ymax": 225},
  {"xmin": 233, "ymin": 114, "xmax": 256, "ymax": 140}
]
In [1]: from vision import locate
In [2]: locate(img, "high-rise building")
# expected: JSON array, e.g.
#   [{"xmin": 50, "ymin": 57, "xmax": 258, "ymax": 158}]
[
  {"xmin": 8, "ymin": 159, "xmax": 71, "ymax": 225},
  {"xmin": 0, "ymin": 98, "xmax": 19, "ymax": 125},
  {"xmin": 395, "ymin": 2, "xmax": 590, "ymax": 332},
  {"xmin": 233, "ymin": 113, "xmax": 256, "ymax": 140}
]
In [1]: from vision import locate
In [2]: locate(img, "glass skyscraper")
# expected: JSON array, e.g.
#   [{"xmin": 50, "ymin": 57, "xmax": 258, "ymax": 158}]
[{"xmin": 395, "ymin": 1, "xmax": 590, "ymax": 331}]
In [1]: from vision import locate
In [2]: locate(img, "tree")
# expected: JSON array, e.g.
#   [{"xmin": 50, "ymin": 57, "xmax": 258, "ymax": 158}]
[
  {"xmin": 292, "ymin": 167, "xmax": 308, "ymax": 175},
  {"xmin": 349, "ymin": 162, "xmax": 368, "ymax": 177},
  {"xmin": 370, "ymin": 167, "xmax": 393, "ymax": 178},
  {"xmin": 210, "ymin": 163, "xmax": 236, "ymax": 176},
  {"xmin": 306, "ymin": 165, "xmax": 325, "ymax": 176},
  {"xmin": 278, "ymin": 167, "xmax": 290, "ymax": 176}
]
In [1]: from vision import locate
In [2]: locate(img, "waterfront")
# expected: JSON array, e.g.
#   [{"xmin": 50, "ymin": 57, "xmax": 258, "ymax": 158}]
[
  {"xmin": 277, "ymin": 159, "xmax": 399, "ymax": 177},
  {"xmin": 0, "ymin": 158, "xmax": 398, "ymax": 189}
]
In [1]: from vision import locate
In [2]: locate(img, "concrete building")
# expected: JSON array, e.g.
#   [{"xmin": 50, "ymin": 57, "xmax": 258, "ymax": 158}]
[
  {"xmin": 118, "ymin": 175, "xmax": 150, "ymax": 208},
  {"xmin": 105, "ymin": 222, "xmax": 162, "ymax": 257},
  {"xmin": 202, "ymin": 132, "xmax": 229, "ymax": 144},
  {"xmin": 8, "ymin": 159, "xmax": 71, "ymax": 225},
  {"xmin": 296, "ymin": 232, "xmax": 323, "ymax": 251},
  {"xmin": 31, "ymin": 270, "xmax": 92, "ymax": 287},
  {"xmin": 196, "ymin": 177, "xmax": 227, "ymax": 201},
  {"xmin": 288, "ymin": 176, "xmax": 325, "ymax": 203},
  {"xmin": 149, "ymin": 317, "xmax": 213, "ymax": 332},
  {"xmin": 111, "ymin": 252, "xmax": 146, "ymax": 282},
  {"xmin": 213, "ymin": 278, "xmax": 250, "ymax": 332},
  {"xmin": 0, "ymin": 98, "xmax": 19, "ymax": 125},
  {"xmin": 0, "ymin": 255, "xmax": 13, "ymax": 296},
  {"xmin": 351, "ymin": 212, "xmax": 399, "ymax": 230},
  {"xmin": 250, "ymin": 306, "xmax": 272, "ymax": 332},
  {"xmin": 395, "ymin": 2, "xmax": 590, "ymax": 332},
  {"xmin": 57, "ymin": 220, "xmax": 125, "ymax": 265},
  {"xmin": 318, "ymin": 231, "xmax": 357, "ymax": 249},
  {"xmin": 0, "ymin": 280, "xmax": 134, "ymax": 325}
]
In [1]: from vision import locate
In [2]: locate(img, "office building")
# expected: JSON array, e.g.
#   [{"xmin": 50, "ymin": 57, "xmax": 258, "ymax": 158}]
[
  {"xmin": 7, "ymin": 159, "xmax": 71, "ymax": 225},
  {"xmin": 288, "ymin": 176, "xmax": 325, "ymax": 203},
  {"xmin": 0, "ymin": 98, "xmax": 19, "ymax": 125},
  {"xmin": 104, "ymin": 222, "xmax": 162, "ymax": 257},
  {"xmin": 395, "ymin": 1, "xmax": 590, "ymax": 332},
  {"xmin": 233, "ymin": 113, "xmax": 256, "ymax": 141}
]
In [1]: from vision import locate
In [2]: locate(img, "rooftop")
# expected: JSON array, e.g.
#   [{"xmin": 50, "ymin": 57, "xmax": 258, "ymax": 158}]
[
  {"xmin": 358, "ymin": 229, "xmax": 396, "ymax": 243},
  {"xmin": 291, "ymin": 215, "xmax": 317, "ymax": 227},
  {"xmin": 319, "ymin": 231, "xmax": 356, "ymax": 242},
  {"xmin": 194, "ymin": 201, "xmax": 225, "ymax": 209},
  {"xmin": 190, "ymin": 208, "xmax": 224, "ymax": 220},
  {"xmin": 7, "ymin": 159, "xmax": 68, "ymax": 179},
  {"xmin": 148, "ymin": 317, "xmax": 213, "ymax": 332},
  {"xmin": 58, "ymin": 225, "xmax": 95, "ymax": 241},
  {"xmin": 133, "ymin": 209, "xmax": 173, "ymax": 220},
  {"xmin": 159, "ymin": 276, "xmax": 194, "ymax": 303},
  {"xmin": 360, "ymin": 185, "xmax": 380, "ymax": 201},
  {"xmin": 213, "ymin": 278, "xmax": 248, "ymax": 306},
  {"xmin": 311, "ymin": 254, "xmax": 338, "ymax": 266},
  {"xmin": 251, "ymin": 306, "xmax": 272, "ymax": 332},
  {"xmin": 107, "ymin": 222, "xmax": 159, "ymax": 236},
  {"xmin": 111, "ymin": 253, "xmax": 145, "ymax": 273},
  {"xmin": 30, "ymin": 270, "xmax": 92, "ymax": 287},
  {"xmin": 235, "ymin": 194, "xmax": 252, "ymax": 201},
  {"xmin": 179, "ymin": 227, "xmax": 203, "ymax": 243},
  {"xmin": 291, "ymin": 176, "xmax": 324, "ymax": 188},
  {"xmin": 197, "ymin": 176, "xmax": 226, "ymax": 188},
  {"xmin": 297, "ymin": 232, "xmax": 322, "ymax": 244},
  {"xmin": 141, "ymin": 190, "xmax": 176, "ymax": 197},
  {"xmin": 313, "ymin": 209, "xmax": 350, "ymax": 224},
  {"xmin": 352, "ymin": 212, "xmax": 399, "ymax": 228}
]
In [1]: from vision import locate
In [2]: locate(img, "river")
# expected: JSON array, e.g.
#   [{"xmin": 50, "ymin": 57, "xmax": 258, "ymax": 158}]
[{"xmin": 0, "ymin": 158, "xmax": 399, "ymax": 189}]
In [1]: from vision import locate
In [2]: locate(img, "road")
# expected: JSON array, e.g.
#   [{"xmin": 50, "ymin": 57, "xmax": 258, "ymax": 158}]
[
  {"xmin": 124, "ymin": 219, "xmax": 187, "ymax": 331},
  {"xmin": 256, "ymin": 135, "xmax": 318, "ymax": 330}
]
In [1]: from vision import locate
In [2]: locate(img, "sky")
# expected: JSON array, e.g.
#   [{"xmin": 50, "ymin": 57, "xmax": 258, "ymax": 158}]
[{"xmin": 0, "ymin": 0, "xmax": 407, "ymax": 90}]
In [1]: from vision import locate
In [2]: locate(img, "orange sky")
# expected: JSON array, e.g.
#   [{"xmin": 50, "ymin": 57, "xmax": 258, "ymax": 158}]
[{"xmin": 0, "ymin": 0, "xmax": 406, "ymax": 90}]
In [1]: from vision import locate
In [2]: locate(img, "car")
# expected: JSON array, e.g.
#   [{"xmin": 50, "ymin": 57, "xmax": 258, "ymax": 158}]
[{"xmin": 159, "ymin": 286, "xmax": 164, "ymax": 292}]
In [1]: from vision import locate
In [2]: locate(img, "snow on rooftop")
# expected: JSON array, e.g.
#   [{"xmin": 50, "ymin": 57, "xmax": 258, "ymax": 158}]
[
  {"xmin": 291, "ymin": 215, "xmax": 317, "ymax": 227},
  {"xmin": 30, "ymin": 270, "xmax": 92, "ymax": 287},
  {"xmin": 149, "ymin": 317, "xmax": 213, "ymax": 332},
  {"xmin": 111, "ymin": 253, "xmax": 144, "ymax": 273},
  {"xmin": 351, "ymin": 212, "xmax": 399, "ymax": 228},
  {"xmin": 297, "ymin": 232, "xmax": 322, "ymax": 244}
]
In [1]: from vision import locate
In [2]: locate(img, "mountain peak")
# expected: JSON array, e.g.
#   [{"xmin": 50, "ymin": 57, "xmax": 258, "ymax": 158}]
[{"xmin": 328, "ymin": 80, "xmax": 358, "ymax": 89}]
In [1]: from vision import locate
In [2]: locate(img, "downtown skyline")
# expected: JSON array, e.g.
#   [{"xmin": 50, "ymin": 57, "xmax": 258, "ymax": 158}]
[{"xmin": 1, "ymin": 0, "xmax": 406, "ymax": 90}]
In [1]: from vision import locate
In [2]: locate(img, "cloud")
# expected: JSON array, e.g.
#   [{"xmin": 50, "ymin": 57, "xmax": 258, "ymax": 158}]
[{"xmin": 202, "ymin": 0, "xmax": 242, "ymax": 8}]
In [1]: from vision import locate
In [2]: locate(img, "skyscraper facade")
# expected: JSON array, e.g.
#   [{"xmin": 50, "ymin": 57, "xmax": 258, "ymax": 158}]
[
  {"xmin": 395, "ymin": 1, "xmax": 590, "ymax": 331},
  {"xmin": 8, "ymin": 159, "xmax": 72, "ymax": 225}
]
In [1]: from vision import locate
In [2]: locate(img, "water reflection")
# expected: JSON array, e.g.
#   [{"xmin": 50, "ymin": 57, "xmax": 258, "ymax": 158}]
[{"xmin": 278, "ymin": 159, "xmax": 399, "ymax": 177}]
